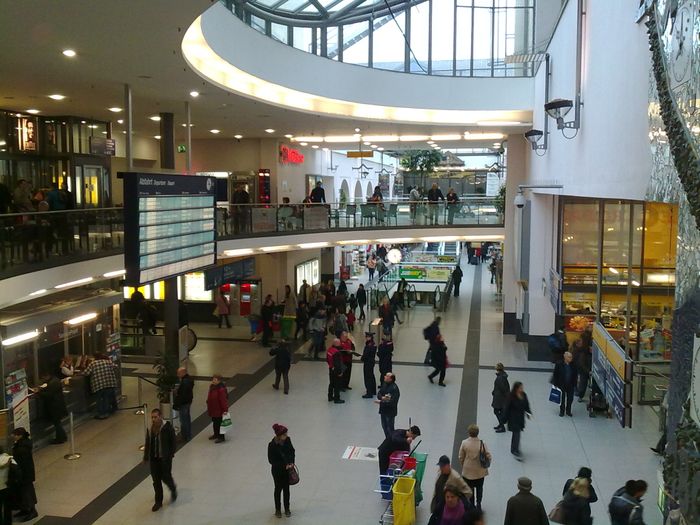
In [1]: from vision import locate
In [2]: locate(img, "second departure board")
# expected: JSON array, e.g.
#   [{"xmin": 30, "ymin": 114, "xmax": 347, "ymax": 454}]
[{"xmin": 122, "ymin": 172, "xmax": 217, "ymax": 286}]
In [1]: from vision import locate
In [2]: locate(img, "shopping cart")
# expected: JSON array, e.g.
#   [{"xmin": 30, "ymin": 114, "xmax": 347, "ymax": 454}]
[{"xmin": 375, "ymin": 441, "xmax": 427, "ymax": 525}]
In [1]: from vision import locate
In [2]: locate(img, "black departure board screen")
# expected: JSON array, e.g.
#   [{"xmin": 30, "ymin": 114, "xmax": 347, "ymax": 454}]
[{"xmin": 122, "ymin": 173, "xmax": 217, "ymax": 286}]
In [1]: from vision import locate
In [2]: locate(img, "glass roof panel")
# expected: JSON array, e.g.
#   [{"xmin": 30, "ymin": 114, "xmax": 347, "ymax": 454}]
[{"xmin": 243, "ymin": 0, "xmax": 402, "ymax": 20}]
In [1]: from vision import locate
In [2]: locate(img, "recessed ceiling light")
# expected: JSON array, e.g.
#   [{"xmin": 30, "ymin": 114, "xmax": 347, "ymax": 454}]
[
  {"xmin": 149, "ymin": 115, "xmax": 161, "ymax": 122},
  {"xmin": 48, "ymin": 94, "xmax": 66, "ymax": 101},
  {"xmin": 117, "ymin": 119, "xmax": 124, "ymax": 124},
  {"xmin": 371, "ymin": 144, "xmax": 378, "ymax": 149},
  {"xmin": 101, "ymin": 131, "xmax": 107, "ymax": 134},
  {"xmin": 189, "ymin": 91, "xmax": 199, "ymax": 98},
  {"xmin": 354, "ymin": 128, "xmax": 361, "ymax": 132},
  {"xmin": 87, "ymin": 124, "xmax": 98, "ymax": 129},
  {"xmin": 62, "ymin": 49, "xmax": 76, "ymax": 57},
  {"xmin": 265, "ymin": 129, "xmax": 275, "ymax": 134},
  {"xmin": 427, "ymin": 140, "xmax": 435, "ymax": 144},
  {"xmin": 234, "ymin": 134, "xmax": 243, "ymax": 139},
  {"xmin": 322, "ymin": 147, "xmax": 329, "ymax": 151},
  {"xmin": 181, "ymin": 123, "xmax": 195, "ymax": 127},
  {"xmin": 108, "ymin": 107, "xmax": 122, "ymax": 113},
  {"xmin": 209, "ymin": 129, "xmax": 220, "ymax": 134},
  {"xmin": 26, "ymin": 109, "xmax": 40, "ymax": 114},
  {"xmin": 284, "ymin": 134, "xmax": 293, "ymax": 138},
  {"xmin": 363, "ymin": 141, "xmax": 371, "ymax": 146},
  {"xmin": 300, "ymin": 142, "xmax": 308, "ymax": 146},
  {"xmin": 154, "ymin": 135, "xmax": 161, "ymax": 140},
  {"xmin": 312, "ymin": 145, "xmax": 319, "ymax": 149},
  {"xmin": 378, "ymin": 147, "xmax": 385, "ymax": 151}
]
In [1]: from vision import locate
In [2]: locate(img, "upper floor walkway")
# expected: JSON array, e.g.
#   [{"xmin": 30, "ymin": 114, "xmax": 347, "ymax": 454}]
[{"xmin": 0, "ymin": 197, "xmax": 503, "ymax": 280}]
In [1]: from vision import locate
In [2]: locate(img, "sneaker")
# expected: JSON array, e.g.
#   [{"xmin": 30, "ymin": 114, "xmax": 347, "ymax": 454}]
[
  {"xmin": 362, "ymin": 394, "xmax": 374, "ymax": 398},
  {"xmin": 495, "ymin": 427, "xmax": 506, "ymax": 433},
  {"xmin": 284, "ymin": 391, "xmax": 289, "ymax": 395},
  {"xmin": 208, "ymin": 435, "xmax": 217, "ymax": 440},
  {"xmin": 215, "ymin": 437, "xmax": 225, "ymax": 443},
  {"xmin": 566, "ymin": 412, "xmax": 573, "ymax": 417},
  {"xmin": 346, "ymin": 386, "xmax": 352, "ymax": 390},
  {"xmin": 438, "ymin": 382, "xmax": 447, "ymax": 387},
  {"xmin": 21, "ymin": 510, "xmax": 38, "ymax": 522},
  {"xmin": 275, "ymin": 511, "xmax": 282, "ymax": 518},
  {"xmin": 428, "ymin": 375, "xmax": 434, "ymax": 384},
  {"xmin": 285, "ymin": 510, "xmax": 291, "ymax": 517},
  {"xmin": 272, "ymin": 384, "xmax": 279, "ymax": 390},
  {"xmin": 152, "ymin": 503, "xmax": 162, "ymax": 512},
  {"xmin": 334, "ymin": 399, "xmax": 345, "ymax": 404}
]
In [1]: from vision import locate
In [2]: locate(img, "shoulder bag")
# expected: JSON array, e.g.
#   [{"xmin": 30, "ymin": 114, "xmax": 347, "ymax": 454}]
[
  {"xmin": 478, "ymin": 440, "xmax": 491, "ymax": 469},
  {"xmin": 288, "ymin": 464, "xmax": 300, "ymax": 485},
  {"xmin": 547, "ymin": 499, "xmax": 566, "ymax": 523}
]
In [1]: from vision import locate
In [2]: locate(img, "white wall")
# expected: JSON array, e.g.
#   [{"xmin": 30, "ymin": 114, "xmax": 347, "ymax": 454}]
[{"xmin": 526, "ymin": 0, "xmax": 652, "ymax": 199}]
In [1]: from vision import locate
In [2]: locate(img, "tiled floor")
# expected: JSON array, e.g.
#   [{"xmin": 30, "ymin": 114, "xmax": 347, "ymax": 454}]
[{"xmin": 32, "ymin": 256, "xmax": 664, "ymax": 525}]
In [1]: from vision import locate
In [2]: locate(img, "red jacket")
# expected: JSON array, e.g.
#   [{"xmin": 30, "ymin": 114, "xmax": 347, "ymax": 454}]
[
  {"xmin": 206, "ymin": 383, "xmax": 228, "ymax": 418},
  {"xmin": 340, "ymin": 338, "xmax": 354, "ymax": 364},
  {"xmin": 326, "ymin": 346, "xmax": 340, "ymax": 369}
]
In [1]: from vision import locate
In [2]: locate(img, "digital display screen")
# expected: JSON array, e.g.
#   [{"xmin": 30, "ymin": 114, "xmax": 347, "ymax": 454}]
[{"xmin": 122, "ymin": 173, "xmax": 217, "ymax": 286}]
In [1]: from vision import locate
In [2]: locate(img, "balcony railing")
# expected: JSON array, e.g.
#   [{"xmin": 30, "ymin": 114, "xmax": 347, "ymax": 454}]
[{"xmin": 0, "ymin": 198, "xmax": 502, "ymax": 279}]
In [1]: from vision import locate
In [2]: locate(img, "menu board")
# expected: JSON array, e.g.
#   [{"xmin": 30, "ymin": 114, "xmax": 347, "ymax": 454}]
[{"xmin": 122, "ymin": 173, "xmax": 217, "ymax": 286}]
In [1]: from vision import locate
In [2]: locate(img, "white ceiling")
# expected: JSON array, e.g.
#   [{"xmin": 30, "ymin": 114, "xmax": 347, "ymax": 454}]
[{"xmin": 0, "ymin": 0, "xmax": 530, "ymax": 147}]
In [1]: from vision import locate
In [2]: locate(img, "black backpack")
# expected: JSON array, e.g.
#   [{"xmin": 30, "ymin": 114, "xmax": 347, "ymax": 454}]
[{"xmin": 7, "ymin": 460, "xmax": 22, "ymax": 487}]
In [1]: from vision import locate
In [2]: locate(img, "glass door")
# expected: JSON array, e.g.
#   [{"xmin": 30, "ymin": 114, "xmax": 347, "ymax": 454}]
[{"xmin": 82, "ymin": 165, "xmax": 103, "ymax": 207}]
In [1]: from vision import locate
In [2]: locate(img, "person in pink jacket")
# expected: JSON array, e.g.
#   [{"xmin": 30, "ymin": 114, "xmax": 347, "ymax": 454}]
[{"xmin": 214, "ymin": 288, "xmax": 231, "ymax": 328}]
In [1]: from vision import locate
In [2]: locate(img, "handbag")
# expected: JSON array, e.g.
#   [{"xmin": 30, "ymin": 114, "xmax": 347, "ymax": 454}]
[
  {"xmin": 288, "ymin": 464, "xmax": 300, "ymax": 485},
  {"xmin": 547, "ymin": 499, "xmax": 566, "ymax": 523},
  {"xmin": 423, "ymin": 348, "xmax": 432, "ymax": 365},
  {"xmin": 549, "ymin": 385, "xmax": 562, "ymax": 404},
  {"xmin": 220, "ymin": 412, "xmax": 232, "ymax": 434},
  {"xmin": 478, "ymin": 440, "xmax": 491, "ymax": 469}
]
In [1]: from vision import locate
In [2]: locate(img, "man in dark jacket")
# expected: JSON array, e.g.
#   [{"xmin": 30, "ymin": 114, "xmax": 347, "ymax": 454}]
[
  {"xmin": 503, "ymin": 477, "xmax": 549, "ymax": 525},
  {"xmin": 143, "ymin": 408, "xmax": 177, "ymax": 512},
  {"xmin": 452, "ymin": 266, "xmax": 463, "ymax": 297},
  {"xmin": 376, "ymin": 372, "xmax": 400, "ymax": 438},
  {"xmin": 12, "ymin": 428, "xmax": 37, "ymax": 521},
  {"xmin": 270, "ymin": 340, "xmax": 292, "ymax": 394},
  {"xmin": 427, "ymin": 183, "xmax": 445, "ymax": 224},
  {"xmin": 573, "ymin": 338, "xmax": 592, "ymax": 401},
  {"xmin": 423, "ymin": 317, "xmax": 441, "ymax": 345},
  {"xmin": 552, "ymin": 351, "xmax": 579, "ymax": 417},
  {"xmin": 361, "ymin": 332, "xmax": 377, "ymax": 399},
  {"xmin": 173, "ymin": 367, "xmax": 194, "ymax": 442},
  {"xmin": 377, "ymin": 426, "xmax": 420, "ymax": 475},
  {"xmin": 491, "ymin": 363, "xmax": 510, "ymax": 433},
  {"xmin": 609, "ymin": 480, "xmax": 647, "ymax": 525},
  {"xmin": 309, "ymin": 181, "xmax": 326, "ymax": 203},
  {"xmin": 35, "ymin": 372, "xmax": 68, "ymax": 444}
]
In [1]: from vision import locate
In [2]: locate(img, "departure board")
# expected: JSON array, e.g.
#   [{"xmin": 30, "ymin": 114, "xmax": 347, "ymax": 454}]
[{"xmin": 122, "ymin": 173, "xmax": 217, "ymax": 286}]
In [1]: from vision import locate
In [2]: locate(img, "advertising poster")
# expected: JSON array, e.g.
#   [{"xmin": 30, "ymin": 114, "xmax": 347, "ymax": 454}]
[
  {"xmin": 17, "ymin": 117, "xmax": 37, "ymax": 152},
  {"xmin": 5, "ymin": 369, "xmax": 30, "ymax": 433},
  {"xmin": 425, "ymin": 267, "xmax": 452, "ymax": 281},
  {"xmin": 106, "ymin": 332, "xmax": 122, "ymax": 397}
]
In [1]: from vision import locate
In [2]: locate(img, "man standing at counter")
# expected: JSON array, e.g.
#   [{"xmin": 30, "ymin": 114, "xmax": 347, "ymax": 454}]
[
  {"xmin": 84, "ymin": 354, "xmax": 118, "ymax": 419},
  {"xmin": 34, "ymin": 372, "xmax": 68, "ymax": 444}
]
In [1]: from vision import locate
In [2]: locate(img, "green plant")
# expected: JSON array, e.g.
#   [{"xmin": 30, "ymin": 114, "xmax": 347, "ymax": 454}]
[
  {"xmin": 153, "ymin": 350, "xmax": 179, "ymax": 403},
  {"xmin": 494, "ymin": 184, "xmax": 506, "ymax": 216},
  {"xmin": 339, "ymin": 188, "xmax": 348, "ymax": 206},
  {"xmin": 400, "ymin": 150, "xmax": 443, "ymax": 187}
]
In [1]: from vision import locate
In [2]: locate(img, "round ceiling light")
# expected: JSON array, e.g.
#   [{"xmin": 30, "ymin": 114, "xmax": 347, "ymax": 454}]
[
  {"xmin": 387, "ymin": 249, "xmax": 402, "ymax": 264},
  {"xmin": 62, "ymin": 49, "xmax": 76, "ymax": 57}
]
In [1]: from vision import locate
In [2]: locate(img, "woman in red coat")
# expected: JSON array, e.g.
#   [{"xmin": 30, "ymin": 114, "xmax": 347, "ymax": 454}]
[{"xmin": 207, "ymin": 375, "xmax": 229, "ymax": 443}]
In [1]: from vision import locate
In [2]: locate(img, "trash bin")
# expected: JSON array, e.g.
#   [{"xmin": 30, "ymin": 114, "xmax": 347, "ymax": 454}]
[
  {"xmin": 280, "ymin": 316, "xmax": 295, "ymax": 339},
  {"xmin": 412, "ymin": 453, "xmax": 428, "ymax": 505},
  {"xmin": 392, "ymin": 476, "xmax": 416, "ymax": 525}
]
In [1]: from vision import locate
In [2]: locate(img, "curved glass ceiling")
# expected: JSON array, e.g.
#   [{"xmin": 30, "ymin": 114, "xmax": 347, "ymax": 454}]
[{"xmin": 238, "ymin": 0, "xmax": 419, "ymax": 25}]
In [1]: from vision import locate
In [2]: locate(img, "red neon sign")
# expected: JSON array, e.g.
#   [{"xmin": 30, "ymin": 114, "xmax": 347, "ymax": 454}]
[{"xmin": 279, "ymin": 144, "xmax": 304, "ymax": 164}]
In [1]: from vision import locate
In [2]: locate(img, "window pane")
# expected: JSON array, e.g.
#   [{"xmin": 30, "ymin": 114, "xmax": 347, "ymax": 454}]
[
  {"xmin": 250, "ymin": 14, "xmax": 266, "ymax": 33},
  {"xmin": 372, "ymin": 12, "xmax": 406, "ymax": 72},
  {"xmin": 561, "ymin": 202, "xmax": 599, "ymax": 284},
  {"xmin": 410, "ymin": 3, "xmax": 429, "ymax": 73},
  {"xmin": 327, "ymin": 27, "xmax": 339, "ymax": 59},
  {"xmin": 432, "ymin": 0, "xmax": 455, "ymax": 75},
  {"xmin": 293, "ymin": 27, "xmax": 313, "ymax": 53},
  {"xmin": 271, "ymin": 23, "xmax": 288, "ymax": 44},
  {"xmin": 472, "ymin": 6, "xmax": 493, "ymax": 76},
  {"xmin": 643, "ymin": 202, "xmax": 677, "ymax": 268},
  {"xmin": 455, "ymin": 5, "xmax": 473, "ymax": 76},
  {"xmin": 343, "ymin": 21, "xmax": 369, "ymax": 66}
]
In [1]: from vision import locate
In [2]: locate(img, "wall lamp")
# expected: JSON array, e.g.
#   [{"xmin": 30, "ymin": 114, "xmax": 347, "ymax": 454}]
[
  {"xmin": 514, "ymin": 184, "xmax": 564, "ymax": 209},
  {"xmin": 524, "ymin": 129, "xmax": 546, "ymax": 153},
  {"xmin": 545, "ymin": 99, "xmax": 576, "ymax": 130}
]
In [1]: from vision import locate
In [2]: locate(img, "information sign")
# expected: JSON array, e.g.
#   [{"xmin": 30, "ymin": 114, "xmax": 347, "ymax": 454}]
[
  {"xmin": 591, "ymin": 326, "xmax": 633, "ymax": 428},
  {"xmin": 122, "ymin": 173, "xmax": 217, "ymax": 286},
  {"xmin": 5, "ymin": 369, "xmax": 30, "ymax": 433},
  {"xmin": 204, "ymin": 258, "xmax": 256, "ymax": 290}
]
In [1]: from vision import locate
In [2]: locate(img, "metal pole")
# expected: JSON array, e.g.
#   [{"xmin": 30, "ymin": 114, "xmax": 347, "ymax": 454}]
[
  {"xmin": 124, "ymin": 84, "xmax": 133, "ymax": 171},
  {"xmin": 185, "ymin": 101, "xmax": 192, "ymax": 173},
  {"xmin": 63, "ymin": 412, "xmax": 81, "ymax": 460},
  {"xmin": 139, "ymin": 402, "xmax": 148, "ymax": 451},
  {"xmin": 134, "ymin": 377, "xmax": 145, "ymax": 415}
]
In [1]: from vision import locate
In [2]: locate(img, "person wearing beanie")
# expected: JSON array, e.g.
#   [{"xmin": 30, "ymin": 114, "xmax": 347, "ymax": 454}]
[
  {"xmin": 267, "ymin": 423, "xmax": 295, "ymax": 518},
  {"xmin": 503, "ymin": 477, "xmax": 549, "ymax": 525}
]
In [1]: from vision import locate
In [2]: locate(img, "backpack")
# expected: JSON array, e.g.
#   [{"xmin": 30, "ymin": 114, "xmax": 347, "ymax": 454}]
[
  {"xmin": 7, "ymin": 459, "xmax": 22, "ymax": 487},
  {"xmin": 548, "ymin": 333, "xmax": 563, "ymax": 351}
]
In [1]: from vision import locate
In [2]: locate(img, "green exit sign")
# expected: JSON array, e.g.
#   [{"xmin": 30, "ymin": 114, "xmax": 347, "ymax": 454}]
[{"xmin": 177, "ymin": 144, "xmax": 187, "ymax": 153}]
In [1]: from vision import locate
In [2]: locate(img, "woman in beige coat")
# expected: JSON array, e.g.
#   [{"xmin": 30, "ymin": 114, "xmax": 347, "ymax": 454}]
[{"xmin": 458, "ymin": 424, "xmax": 492, "ymax": 510}]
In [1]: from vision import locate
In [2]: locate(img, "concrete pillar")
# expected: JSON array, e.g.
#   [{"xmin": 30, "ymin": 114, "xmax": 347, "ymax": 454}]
[{"xmin": 159, "ymin": 112, "xmax": 175, "ymax": 170}]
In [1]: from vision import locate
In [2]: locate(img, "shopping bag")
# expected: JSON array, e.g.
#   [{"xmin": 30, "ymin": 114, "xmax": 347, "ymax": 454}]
[
  {"xmin": 288, "ymin": 465, "xmax": 300, "ymax": 485},
  {"xmin": 548, "ymin": 499, "xmax": 566, "ymax": 523},
  {"xmin": 549, "ymin": 385, "xmax": 562, "ymax": 404},
  {"xmin": 479, "ymin": 440, "xmax": 491, "ymax": 468},
  {"xmin": 220, "ymin": 412, "xmax": 232, "ymax": 434}
]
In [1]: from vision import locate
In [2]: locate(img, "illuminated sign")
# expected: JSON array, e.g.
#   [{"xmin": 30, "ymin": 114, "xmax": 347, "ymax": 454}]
[
  {"xmin": 17, "ymin": 117, "xmax": 37, "ymax": 152},
  {"xmin": 279, "ymin": 144, "xmax": 304, "ymax": 164}
]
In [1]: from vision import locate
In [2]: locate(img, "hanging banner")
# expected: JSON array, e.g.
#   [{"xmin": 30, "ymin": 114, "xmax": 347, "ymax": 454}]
[
  {"xmin": 486, "ymin": 173, "xmax": 502, "ymax": 197},
  {"xmin": 5, "ymin": 369, "xmax": 30, "ymax": 433}
]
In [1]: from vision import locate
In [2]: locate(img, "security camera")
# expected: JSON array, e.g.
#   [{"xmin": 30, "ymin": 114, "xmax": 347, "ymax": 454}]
[{"xmin": 514, "ymin": 192, "xmax": 526, "ymax": 209}]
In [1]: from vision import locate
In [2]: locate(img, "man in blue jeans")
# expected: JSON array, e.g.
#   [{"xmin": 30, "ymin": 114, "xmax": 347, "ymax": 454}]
[
  {"xmin": 173, "ymin": 367, "xmax": 194, "ymax": 441},
  {"xmin": 84, "ymin": 354, "xmax": 118, "ymax": 419},
  {"xmin": 376, "ymin": 372, "xmax": 400, "ymax": 438}
]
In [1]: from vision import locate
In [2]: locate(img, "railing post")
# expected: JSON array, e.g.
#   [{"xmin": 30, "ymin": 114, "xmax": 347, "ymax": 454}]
[
  {"xmin": 63, "ymin": 412, "xmax": 81, "ymax": 460},
  {"xmin": 134, "ymin": 377, "xmax": 144, "ymax": 415}
]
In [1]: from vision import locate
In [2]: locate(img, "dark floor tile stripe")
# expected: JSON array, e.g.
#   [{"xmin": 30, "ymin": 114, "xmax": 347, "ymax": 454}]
[{"xmin": 451, "ymin": 265, "xmax": 482, "ymax": 466}]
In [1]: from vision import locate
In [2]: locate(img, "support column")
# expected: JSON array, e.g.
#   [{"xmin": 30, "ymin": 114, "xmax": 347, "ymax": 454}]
[
  {"xmin": 159, "ymin": 112, "xmax": 179, "ymax": 361},
  {"xmin": 124, "ymin": 84, "xmax": 133, "ymax": 170}
]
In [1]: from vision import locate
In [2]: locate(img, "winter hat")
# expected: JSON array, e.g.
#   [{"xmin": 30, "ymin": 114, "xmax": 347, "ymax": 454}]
[
  {"xmin": 273, "ymin": 423, "xmax": 288, "ymax": 436},
  {"xmin": 517, "ymin": 477, "xmax": 532, "ymax": 491}
]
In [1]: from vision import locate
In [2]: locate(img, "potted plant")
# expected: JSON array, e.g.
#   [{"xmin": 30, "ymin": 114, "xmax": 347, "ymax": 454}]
[
  {"xmin": 153, "ymin": 350, "xmax": 179, "ymax": 419},
  {"xmin": 494, "ymin": 184, "xmax": 506, "ymax": 218},
  {"xmin": 339, "ymin": 188, "xmax": 348, "ymax": 209}
]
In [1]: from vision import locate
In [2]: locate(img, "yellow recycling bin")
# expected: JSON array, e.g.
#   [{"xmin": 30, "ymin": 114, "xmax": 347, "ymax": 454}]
[{"xmin": 392, "ymin": 476, "xmax": 416, "ymax": 525}]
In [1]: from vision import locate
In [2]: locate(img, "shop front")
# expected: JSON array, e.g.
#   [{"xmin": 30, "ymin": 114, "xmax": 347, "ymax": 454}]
[
  {"xmin": 0, "ymin": 290, "xmax": 122, "ymax": 446},
  {"xmin": 557, "ymin": 199, "xmax": 676, "ymax": 403}
]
